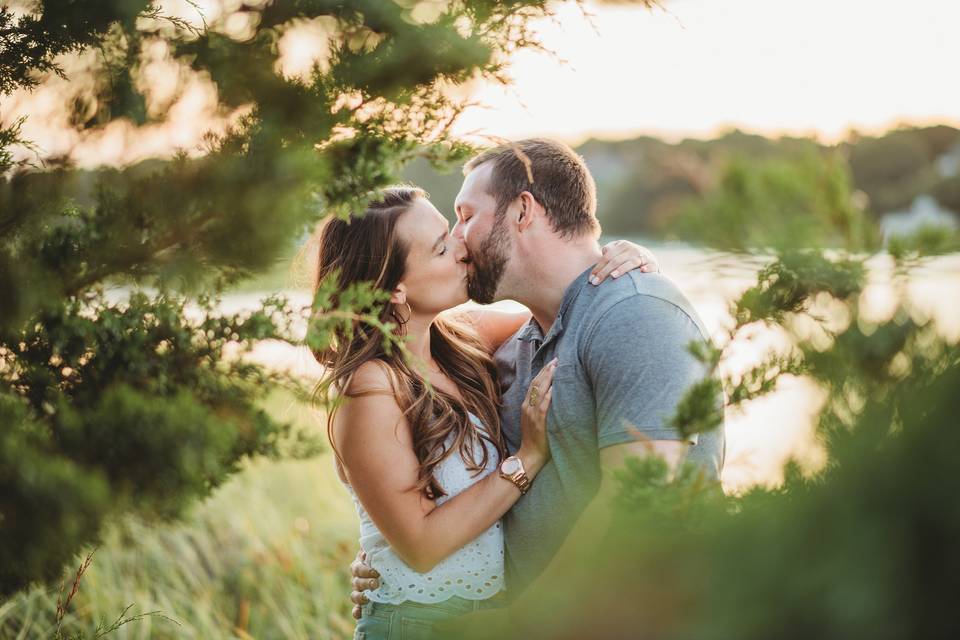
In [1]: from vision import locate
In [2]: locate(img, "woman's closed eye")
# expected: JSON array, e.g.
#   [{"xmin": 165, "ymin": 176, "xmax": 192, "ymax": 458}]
[{"xmin": 437, "ymin": 229, "xmax": 451, "ymax": 256}]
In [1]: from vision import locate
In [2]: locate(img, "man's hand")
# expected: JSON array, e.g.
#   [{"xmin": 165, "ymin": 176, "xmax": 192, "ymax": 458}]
[{"xmin": 349, "ymin": 549, "xmax": 380, "ymax": 620}]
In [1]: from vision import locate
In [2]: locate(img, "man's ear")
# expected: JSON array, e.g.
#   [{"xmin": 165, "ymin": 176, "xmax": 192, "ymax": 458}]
[
  {"xmin": 389, "ymin": 283, "xmax": 407, "ymax": 305},
  {"xmin": 515, "ymin": 191, "xmax": 536, "ymax": 232}
]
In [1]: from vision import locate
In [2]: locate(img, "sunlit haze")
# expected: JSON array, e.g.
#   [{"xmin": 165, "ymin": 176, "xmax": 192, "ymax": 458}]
[
  {"xmin": 3, "ymin": 0, "xmax": 958, "ymax": 168},
  {"xmin": 453, "ymin": 0, "xmax": 960, "ymax": 144}
]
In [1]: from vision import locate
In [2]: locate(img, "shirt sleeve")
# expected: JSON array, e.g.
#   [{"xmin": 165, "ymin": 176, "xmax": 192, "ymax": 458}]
[{"xmin": 582, "ymin": 294, "xmax": 712, "ymax": 449}]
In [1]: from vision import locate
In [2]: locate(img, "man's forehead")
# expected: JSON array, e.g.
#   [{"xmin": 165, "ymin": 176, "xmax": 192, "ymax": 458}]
[{"xmin": 456, "ymin": 163, "xmax": 494, "ymax": 207}]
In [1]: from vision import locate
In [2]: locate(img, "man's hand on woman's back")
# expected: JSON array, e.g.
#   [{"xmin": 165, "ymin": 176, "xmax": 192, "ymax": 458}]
[{"xmin": 349, "ymin": 549, "xmax": 380, "ymax": 619}]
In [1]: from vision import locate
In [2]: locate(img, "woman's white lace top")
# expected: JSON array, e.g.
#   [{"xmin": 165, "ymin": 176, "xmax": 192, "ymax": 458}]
[{"xmin": 345, "ymin": 412, "xmax": 505, "ymax": 604}]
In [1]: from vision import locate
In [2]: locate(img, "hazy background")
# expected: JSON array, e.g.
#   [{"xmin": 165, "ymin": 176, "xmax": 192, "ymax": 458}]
[
  {"xmin": 4, "ymin": 1, "xmax": 958, "ymax": 637},
  {"xmin": 451, "ymin": 0, "xmax": 960, "ymax": 144}
]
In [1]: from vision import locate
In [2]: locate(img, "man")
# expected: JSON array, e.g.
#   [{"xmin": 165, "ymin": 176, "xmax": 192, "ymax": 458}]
[{"xmin": 350, "ymin": 138, "xmax": 725, "ymax": 611}]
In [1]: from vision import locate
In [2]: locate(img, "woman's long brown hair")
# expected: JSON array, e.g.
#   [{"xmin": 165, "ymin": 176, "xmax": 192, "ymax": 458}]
[{"xmin": 310, "ymin": 186, "xmax": 505, "ymax": 499}]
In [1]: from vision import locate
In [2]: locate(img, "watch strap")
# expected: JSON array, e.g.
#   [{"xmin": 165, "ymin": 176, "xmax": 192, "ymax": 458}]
[
  {"xmin": 500, "ymin": 456, "xmax": 532, "ymax": 495},
  {"xmin": 512, "ymin": 471, "xmax": 532, "ymax": 495}
]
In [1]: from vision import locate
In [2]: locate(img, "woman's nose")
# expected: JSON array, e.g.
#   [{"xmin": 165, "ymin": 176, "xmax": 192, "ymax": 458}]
[{"xmin": 452, "ymin": 235, "xmax": 468, "ymax": 263}]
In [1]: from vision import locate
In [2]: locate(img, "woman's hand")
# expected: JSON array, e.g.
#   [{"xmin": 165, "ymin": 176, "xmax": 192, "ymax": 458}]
[
  {"xmin": 347, "ymin": 359, "xmax": 554, "ymax": 616},
  {"xmin": 590, "ymin": 240, "xmax": 660, "ymax": 285},
  {"xmin": 516, "ymin": 358, "xmax": 557, "ymax": 477}
]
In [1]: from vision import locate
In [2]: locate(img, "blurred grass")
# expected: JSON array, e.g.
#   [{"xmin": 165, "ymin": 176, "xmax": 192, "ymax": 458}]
[{"xmin": 0, "ymin": 390, "xmax": 359, "ymax": 640}]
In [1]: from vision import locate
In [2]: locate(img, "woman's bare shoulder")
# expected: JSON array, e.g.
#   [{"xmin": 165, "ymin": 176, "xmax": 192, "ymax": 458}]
[
  {"xmin": 332, "ymin": 362, "xmax": 417, "ymax": 487},
  {"xmin": 343, "ymin": 359, "xmax": 396, "ymax": 396},
  {"xmin": 333, "ymin": 360, "xmax": 409, "ymax": 448}
]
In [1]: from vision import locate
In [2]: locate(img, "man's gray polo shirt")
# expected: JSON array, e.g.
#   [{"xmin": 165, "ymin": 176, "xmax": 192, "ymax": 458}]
[{"xmin": 494, "ymin": 267, "xmax": 726, "ymax": 594}]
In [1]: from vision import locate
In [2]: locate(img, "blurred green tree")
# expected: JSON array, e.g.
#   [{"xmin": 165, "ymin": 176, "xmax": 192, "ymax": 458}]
[
  {"xmin": 1, "ymin": 0, "xmax": 665, "ymax": 604},
  {"xmin": 563, "ymin": 126, "xmax": 959, "ymax": 238},
  {"xmin": 676, "ymin": 148, "xmax": 879, "ymax": 252}
]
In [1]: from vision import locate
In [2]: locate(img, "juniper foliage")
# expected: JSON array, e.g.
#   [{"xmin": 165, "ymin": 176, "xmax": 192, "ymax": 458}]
[{"xmin": 0, "ymin": 0, "xmax": 627, "ymax": 600}]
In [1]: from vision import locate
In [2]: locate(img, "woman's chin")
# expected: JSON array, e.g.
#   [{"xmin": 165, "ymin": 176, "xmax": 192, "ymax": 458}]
[
  {"xmin": 428, "ymin": 291, "xmax": 469, "ymax": 315},
  {"xmin": 449, "ymin": 286, "xmax": 470, "ymax": 308}
]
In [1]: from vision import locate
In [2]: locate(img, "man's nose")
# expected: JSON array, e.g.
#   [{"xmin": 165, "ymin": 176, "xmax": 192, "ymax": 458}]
[{"xmin": 451, "ymin": 220, "xmax": 465, "ymax": 241}]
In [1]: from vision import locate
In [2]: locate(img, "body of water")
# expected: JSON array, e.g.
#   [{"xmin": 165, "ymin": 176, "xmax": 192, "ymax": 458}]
[{"xmin": 219, "ymin": 243, "xmax": 960, "ymax": 492}]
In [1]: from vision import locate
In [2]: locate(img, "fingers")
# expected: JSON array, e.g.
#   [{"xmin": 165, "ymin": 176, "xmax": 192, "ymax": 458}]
[
  {"xmin": 352, "ymin": 576, "xmax": 380, "ymax": 592},
  {"xmin": 529, "ymin": 379, "xmax": 553, "ymax": 415},
  {"xmin": 591, "ymin": 243, "xmax": 660, "ymax": 284},
  {"xmin": 612, "ymin": 257, "xmax": 646, "ymax": 277},
  {"xmin": 592, "ymin": 256, "xmax": 624, "ymax": 283},
  {"xmin": 591, "ymin": 248, "xmax": 636, "ymax": 284},
  {"xmin": 351, "ymin": 559, "xmax": 379, "ymax": 580},
  {"xmin": 525, "ymin": 360, "xmax": 556, "ymax": 413},
  {"xmin": 592, "ymin": 240, "xmax": 620, "ymax": 283},
  {"xmin": 350, "ymin": 550, "xmax": 364, "ymax": 576},
  {"xmin": 590, "ymin": 245, "xmax": 619, "ymax": 284},
  {"xmin": 536, "ymin": 357, "xmax": 559, "ymax": 381},
  {"xmin": 526, "ymin": 358, "xmax": 558, "ymax": 406},
  {"xmin": 529, "ymin": 359, "xmax": 558, "ymax": 392},
  {"xmin": 350, "ymin": 550, "xmax": 374, "ymax": 621},
  {"xmin": 638, "ymin": 248, "xmax": 660, "ymax": 273},
  {"xmin": 538, "ymin": 385, "xmax": 553, "ymax": 414}
]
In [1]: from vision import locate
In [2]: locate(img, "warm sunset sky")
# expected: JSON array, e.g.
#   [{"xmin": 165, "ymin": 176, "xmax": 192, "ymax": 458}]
[
  {"xmin": 452, "ymin": 0, "xmax": 960, "ymax": 144},
  {"xmin": 4, "ymin": 0, "xmax": 958, "ymax": 167}
]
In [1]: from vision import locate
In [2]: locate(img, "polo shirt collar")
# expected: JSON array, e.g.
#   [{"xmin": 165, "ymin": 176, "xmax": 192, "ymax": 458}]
[{"xmin": 517, "ymin": 319, "xmax": 543, "ymax": 343}]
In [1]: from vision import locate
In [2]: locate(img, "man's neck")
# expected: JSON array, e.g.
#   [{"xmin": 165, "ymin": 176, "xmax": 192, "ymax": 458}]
[{"xmin": 517, "ymin": 241, "xmax": 602, "ymax": 337}]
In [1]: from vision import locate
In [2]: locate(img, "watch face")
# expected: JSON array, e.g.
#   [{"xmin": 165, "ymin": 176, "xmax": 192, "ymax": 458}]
[{"xmin": 501, "ymin": 457, "xmax": 521, "ymax": 475}]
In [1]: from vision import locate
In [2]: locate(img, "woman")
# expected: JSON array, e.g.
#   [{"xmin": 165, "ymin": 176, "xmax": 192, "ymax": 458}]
[{"xmin": 310, "ymin": 186, "xmax": 656, "ymax": 639}]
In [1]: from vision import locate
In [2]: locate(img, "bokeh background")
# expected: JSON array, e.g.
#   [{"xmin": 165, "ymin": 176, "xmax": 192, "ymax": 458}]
[{"xmin": 2, "ymin": 1, "xmax": 958, "ymax": 638}]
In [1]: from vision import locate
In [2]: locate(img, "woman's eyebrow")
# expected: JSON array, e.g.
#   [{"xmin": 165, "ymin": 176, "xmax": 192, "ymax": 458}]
[{"xmin": 432, "ymin": 229, "xmax": 447, "ymax": 250}]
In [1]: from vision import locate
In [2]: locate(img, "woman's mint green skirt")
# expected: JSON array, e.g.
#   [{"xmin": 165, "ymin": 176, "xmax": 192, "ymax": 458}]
[{"xmin": 355, "ymin": 594, "xmax": 506, "ymax": 639}]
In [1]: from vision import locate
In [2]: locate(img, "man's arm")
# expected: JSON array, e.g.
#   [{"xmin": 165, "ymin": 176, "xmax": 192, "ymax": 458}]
[
  {"xmin": 586, "ymin": 292, "xmax": 706, "ymax": 451},
  {"xmin": 515, "ymin": 289, "xmax": 715, "ymax": 602}
]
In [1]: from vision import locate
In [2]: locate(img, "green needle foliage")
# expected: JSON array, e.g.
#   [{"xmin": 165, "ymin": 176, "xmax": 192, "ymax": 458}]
[
  {"xmin": 0, "ymin": 286, "xmax": 318, "ymax": 598},
  {"xmin": 3, "ymin": 0, "xmax": 658, "ymax": 607}
]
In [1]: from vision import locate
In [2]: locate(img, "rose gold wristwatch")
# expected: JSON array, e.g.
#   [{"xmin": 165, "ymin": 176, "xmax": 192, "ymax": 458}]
[{"xmin": 499, "ymin": 455, "xmax": 532, "ymax": 495}]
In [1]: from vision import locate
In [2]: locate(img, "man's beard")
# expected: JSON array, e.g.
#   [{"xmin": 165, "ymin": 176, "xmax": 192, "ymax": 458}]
[{"xmin": 466, "ymin": 215, "xmax": 510, "ymax": 304}]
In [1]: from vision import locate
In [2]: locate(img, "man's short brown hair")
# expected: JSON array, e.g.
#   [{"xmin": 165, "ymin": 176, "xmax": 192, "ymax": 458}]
[{"xmin": 463, "ymin": 138, "xmax": 600, "ymax": 239}]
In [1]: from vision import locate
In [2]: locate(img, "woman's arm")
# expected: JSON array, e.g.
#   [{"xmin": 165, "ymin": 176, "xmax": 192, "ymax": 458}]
[
  {"xmin": 457, "ymin": 308, "xmax": 532, "ymax": 353},
  {"xmin": 334, "ymin": 360, "xmax": 554, "ymax": 573}
]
